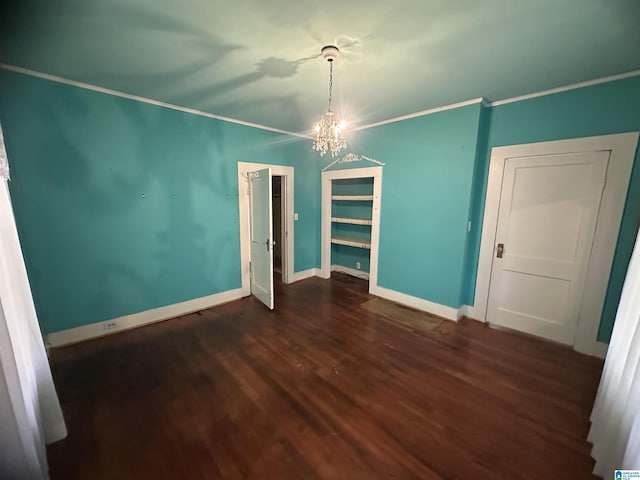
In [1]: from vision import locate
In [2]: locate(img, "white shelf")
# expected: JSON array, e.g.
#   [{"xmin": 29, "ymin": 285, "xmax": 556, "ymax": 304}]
[
  {"xmin": 331, "ymin": 195, "xmax": 374, "ymax": 201},
  {"xmin": 331, "ymin": 217, "xmax": 373, "ymax": 226},
  {"xmin": 331, "ymin": 236, "xmax": 371, "ymax": 249}
]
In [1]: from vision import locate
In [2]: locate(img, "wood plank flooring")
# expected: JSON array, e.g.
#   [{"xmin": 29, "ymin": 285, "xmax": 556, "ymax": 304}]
[{"xmin": 47, "ymin": 274, "xmax": 603, "ymax": 479}]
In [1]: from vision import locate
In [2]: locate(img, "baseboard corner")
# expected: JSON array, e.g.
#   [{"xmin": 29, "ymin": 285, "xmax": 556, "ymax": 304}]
[
  {"xmin": 331, "ymin": 265, "xmax": 370, "ymax": 280},
  {"xmin": 591, "ymin": 341, "xmax": 609, "ymax": 359},
  {"xmin": 291, "ymin": 268, "xmax": 319, "ymax": 283},
  {"xmin": 458, "ymin": 304, "xmax": 482, "ymax": 322},
  {"xmin": 369, "ymin": 285, "xmax": 458, "ymax": 322}
]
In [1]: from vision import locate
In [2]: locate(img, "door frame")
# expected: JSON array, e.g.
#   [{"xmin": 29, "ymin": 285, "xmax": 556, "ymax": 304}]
[
  {"xmin": 474, "ymin": 132, "xmax": 638, "ymax": 356},
  {"xmin": 272, "ymin": 175, "xmax": 286, "ymax": 281},
  {"xmin": 238, "ymin": 162, "xmax": 294, "ymax": 296},
  {"xmin": 320, "ymin": 166, "xmax": 383, "ymax": 292}
]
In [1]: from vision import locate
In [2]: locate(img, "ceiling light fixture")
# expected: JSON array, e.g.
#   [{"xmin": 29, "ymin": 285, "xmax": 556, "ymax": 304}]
[{"xmin": 313, "ymin": 45, "xmax": 347, "ymax": 157}]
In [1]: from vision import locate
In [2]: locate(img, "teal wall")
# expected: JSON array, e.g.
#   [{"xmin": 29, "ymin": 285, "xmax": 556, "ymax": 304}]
[
  {"xmin": 332, "ymin": 244, "xmax": 371, "ymax": 273},
  {"xmin": 464, "ymin": 75, "xmax": 640, "ymax": 342},
  {"xmin": 331, "ymin": 177, "xmax": 374, "ymax": 196},
  {"xmin": 283, "ymin": 141, "xmax": 319, "ymax": 273},
  {"xmin": 2, "ymin": 67, "xmax": 638, "ymax": 345},
  {"xmin": 335, "ymin": 103, "xmax": 484, "ymax": 307},
  {"xmin": 461, "ymin": 104, "xmax": 491, "ymax": 302},
  {"xmin": 0, "ymin": 70, "xmax": 310, "ymax": 333}
]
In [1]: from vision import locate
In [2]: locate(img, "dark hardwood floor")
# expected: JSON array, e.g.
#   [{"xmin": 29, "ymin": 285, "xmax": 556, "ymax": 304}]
[{"xmin": 47, "ymin": 274, "xmax": 603, "ymax": 479}]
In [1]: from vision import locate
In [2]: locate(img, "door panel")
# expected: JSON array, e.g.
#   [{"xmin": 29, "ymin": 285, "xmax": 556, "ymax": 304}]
[
  {"xmin": 487, "ymin": 151, "xmax": 608, "ymax": 344},
  {"xmin": 249, "ymin": 168, "xmax": 274, "ymax": 310}
]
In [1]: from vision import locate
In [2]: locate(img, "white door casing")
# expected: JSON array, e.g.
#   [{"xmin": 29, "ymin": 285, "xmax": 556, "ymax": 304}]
[
  {"xmin": 474, "ymin": 133, "xmax": 638, "ymax": 357},
  {"xmin": 249, "ymin": 168, "xmax": 274, "ymax": 309},
  {"xmin": 237, "ymin": 162, "xmax": 294, "ymax": 295},
  {"xmin": 487, "ymin": 152, "xmax": 608, "ymax": 345}
]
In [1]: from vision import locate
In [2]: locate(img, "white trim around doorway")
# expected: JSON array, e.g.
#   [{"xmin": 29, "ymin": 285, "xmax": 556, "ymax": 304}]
[
  {"xmin": 320, "ymin": 166, "xmax": 383, "ymax": 293},
  {"xmin": 473, "ymin": 132, "xmax": 639, "ymax": 357},
  {"xmin": 238, "ymin": 162, "xmax": 295, "ymax": 296}
]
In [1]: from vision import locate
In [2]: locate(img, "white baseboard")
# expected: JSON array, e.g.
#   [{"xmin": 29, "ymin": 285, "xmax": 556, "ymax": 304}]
[
  {"xmin": 575, "ymin": 340, "xmax": 609, "ymax": 359},
  {"xmin": 369, "ymin": 285, "xmax": 459, "ymax": 322},
  {"xmin": 291, "ymin": 268, "xmax": 319, "ymax": 283},
  {"xmin": 591, "ymin": 342, "xmax": 609, "ymax": 359},
  {"xmin": 460, "ymin": 306, "xmax": 609, "ymax": 358},
  {"xmin": 331, "ymin": 265, "xmax": 370, "ymax": 280},
  {"xmin": 458, "ymin": 304, "xmax": 482, "ymax": 321},
  {"xmin": 46, "ymin": 288, "xmax": 243, "ymax": 347},
  {"xmin": 459, "ymin": 304, "xmax": 607, "ymax": 357},
  {"xmin": 44, "ymin": 419, "xmax": 68, "ymax": 444}
]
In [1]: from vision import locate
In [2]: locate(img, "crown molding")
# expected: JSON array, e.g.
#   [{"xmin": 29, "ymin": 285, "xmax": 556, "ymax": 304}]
[
  {"xmin": 4, "ymin": 63, "xmax": 639, "ymax": 137},
  {"xmin": 0, "ymin": 63, "xmax": 308, "ymax": 138},
  {"xmin": 352, "ymin": 98, "xmax": 486, "ymax": 131},
  {"xmin": 349, "ymin": 69, "xmax": 640, "ymax": 131},
  {"xmin": 488, "ymin": 69, "xmax": 640, "ymax": 107}
]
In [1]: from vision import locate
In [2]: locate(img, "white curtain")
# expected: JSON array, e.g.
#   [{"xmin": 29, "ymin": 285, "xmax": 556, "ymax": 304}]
[
  {"xmin": 589, "ymin": 227, "xmax": 640, "ymax": 476},
  {"xmin": 0, "ymin": 123, "xmax": 66, "ymax": 479}
]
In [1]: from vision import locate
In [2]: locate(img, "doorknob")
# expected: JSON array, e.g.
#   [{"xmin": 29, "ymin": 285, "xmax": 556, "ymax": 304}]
[
  {"xmin": 265, "ymin": 239, "xmax": 275, "ymax": 252},
  {"xmin": 496, "ymin": 243, "xmax": 504, "ymax": 258}
]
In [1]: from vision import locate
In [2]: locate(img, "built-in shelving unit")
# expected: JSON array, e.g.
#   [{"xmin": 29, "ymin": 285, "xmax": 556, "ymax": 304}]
[
  {"xmin": 331, "ymin": 236, "xmax": 371, "ymax": 249},
  {"xmin": 331, "ymin": 217, "xmax": 373, "ymax": 225},
  {"xmin": 321, "ymin": 166, "xmax": 382, "ymax": 286},
  {"xmin": 331, "ymin": 195, "xmax": 374, "ymax": 201},
  {"xmin": 330, "ymin": 190, "xmax": 373, "ymax": 251}
]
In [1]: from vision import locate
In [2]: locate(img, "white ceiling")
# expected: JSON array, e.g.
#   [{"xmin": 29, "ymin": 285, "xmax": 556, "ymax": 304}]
[{"xmin": 1, "ymin": 0, "xmax": 639, "ymax": 134}]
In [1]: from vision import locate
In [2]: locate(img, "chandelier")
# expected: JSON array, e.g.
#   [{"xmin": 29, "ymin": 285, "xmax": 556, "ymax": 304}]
[{"xmin": 313, "ymin": 45, "xmax": 347, "ymax": 157}]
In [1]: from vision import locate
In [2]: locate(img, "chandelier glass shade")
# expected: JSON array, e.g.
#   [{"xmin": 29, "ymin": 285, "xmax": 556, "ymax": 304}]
[{"xmin": 313, "ymin": 46, "xmax": 347, "ymax": 157}]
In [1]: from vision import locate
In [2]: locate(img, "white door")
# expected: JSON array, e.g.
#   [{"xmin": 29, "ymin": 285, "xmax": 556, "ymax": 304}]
[
  {"xmin": 249, "ymin": 168, "xmax": 274, "ymax": 309},
  {"xmin": 487, "ymin": 151, "xmax": 609, "ymax": 344}
]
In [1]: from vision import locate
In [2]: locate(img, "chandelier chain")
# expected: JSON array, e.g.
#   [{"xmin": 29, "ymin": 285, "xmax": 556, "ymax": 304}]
[{"xmin": 328, "ymin": 61, "xmax": 333, "ymax": 113}]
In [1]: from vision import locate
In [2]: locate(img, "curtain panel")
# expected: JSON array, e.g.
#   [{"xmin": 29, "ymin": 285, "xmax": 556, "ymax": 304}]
[
  {"xmin": 0, "ymin": 123, "xmax": 66, "ymax": 479},
  {"xmin": 589, "ymin": 226, "xmax": 640, "ymax": 476}
]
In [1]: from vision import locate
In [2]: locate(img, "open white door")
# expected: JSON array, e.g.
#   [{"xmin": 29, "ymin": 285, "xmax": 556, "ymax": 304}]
[{"xmin": 249, "ymin": 168, "xmax": 274, "ymax": 309}]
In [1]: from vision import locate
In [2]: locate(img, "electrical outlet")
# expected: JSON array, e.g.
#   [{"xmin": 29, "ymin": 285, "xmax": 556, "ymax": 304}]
[
  {"xmin": 104, "ymin": 321, "xmax": 118, "ymax": 331},
  {"xmin": 356, "ymin": 262, "xmax": 361, "ymax": 270},
  {"xmin": 294, "ymin": 212, "xmax": 299, "ymax": 221}
]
